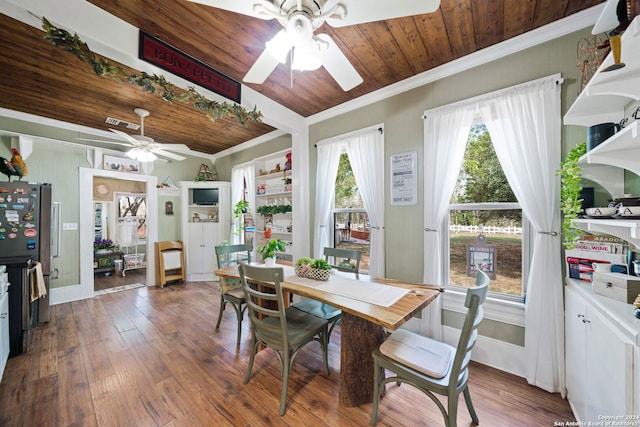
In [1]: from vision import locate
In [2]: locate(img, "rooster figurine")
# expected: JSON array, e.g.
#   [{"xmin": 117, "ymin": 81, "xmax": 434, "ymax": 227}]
[{"xmin": 0, "ymin": 148, "xmax": 28, "ymax": 181}]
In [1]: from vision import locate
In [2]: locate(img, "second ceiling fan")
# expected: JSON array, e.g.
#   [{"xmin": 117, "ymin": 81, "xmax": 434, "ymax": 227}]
[{"xmin": 190, "ymin": 0, "xmax": 441, "ymax": 91}]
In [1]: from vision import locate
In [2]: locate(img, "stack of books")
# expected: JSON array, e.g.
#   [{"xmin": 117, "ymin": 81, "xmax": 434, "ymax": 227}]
[{"xmin": 566, "ymin": 235, "xmax": 629, "ymax": 282}]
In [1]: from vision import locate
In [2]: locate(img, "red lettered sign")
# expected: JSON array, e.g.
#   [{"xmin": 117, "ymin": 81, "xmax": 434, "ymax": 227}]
[{"xmin": 139, "ymin": 31, "xmax": 241, "ymax": 103}]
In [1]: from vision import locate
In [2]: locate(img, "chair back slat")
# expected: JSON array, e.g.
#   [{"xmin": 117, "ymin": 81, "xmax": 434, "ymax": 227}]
[
  {"xmin": 450, "ymin": 270, "xmax": 489, "ymax": 389},
  {"xmin": 239, "ymin": 264, "xmax": 289, "ymax": 347},
  {"xmin": 216, "ymin": 244, "xmax": 252, "ymax": 268},
  {"xmin": 323, "ymin": 247, "xmax": 362, "ymax": 276}
]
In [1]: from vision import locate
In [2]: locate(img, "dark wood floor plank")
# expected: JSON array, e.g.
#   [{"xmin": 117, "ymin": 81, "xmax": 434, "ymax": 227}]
[
  {"xmin": 0, "ymin": 282, "xmax": 575, "ymax": 426},
  {"xmin": 57, "ymin": 346, "xmax": 97, "ymax": 426}
]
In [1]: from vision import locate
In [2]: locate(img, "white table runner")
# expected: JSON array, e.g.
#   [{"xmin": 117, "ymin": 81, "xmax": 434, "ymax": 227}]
[{"xmin": 285, "ymin": 273, "xmax": 408, "ymax": 307}]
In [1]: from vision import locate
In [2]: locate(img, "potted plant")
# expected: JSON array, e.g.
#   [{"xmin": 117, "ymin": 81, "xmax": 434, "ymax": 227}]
[
  {"xmin": 259, "ymin": 238, "xmax": 286, "ymax": 266},
  {"xmin": 559, "ymin": 142, "xmax": 586, "ymax": 249},
  {"xmin": 295, "ymin": 257, "xmax": 313, "ymax": 277},
  {"xmin": 294, "ymin": 257, "xmax": 331, "ymax": 280},
  {"xmin": 233, "ymin": 199, "xmax": 250, "ymax": 236},
  {"xmin": 93, "ymin": 238, "xmax": 116, "ymax": 254},
  {"xmin": 284, "ymin": 177, "xmax": 292, "ymax": 191}
]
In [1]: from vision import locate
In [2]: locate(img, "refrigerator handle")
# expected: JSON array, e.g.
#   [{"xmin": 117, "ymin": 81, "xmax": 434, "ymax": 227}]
[{"xmin": 51, "ymin": 202, "xmax": 61, "ymax": 259}]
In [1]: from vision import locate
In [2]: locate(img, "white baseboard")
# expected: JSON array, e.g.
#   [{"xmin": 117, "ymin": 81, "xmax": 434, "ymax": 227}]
[
  {"xmin": 50, "ymin": 283, "xmax": 93, "ymax": 305},
  {"xmin": 187, "ymin": 273, "xmax": 215, "ymax": 281},
  {"xmin": 442, "ymin": 325, "xmax": 526, "ymax": 378}
]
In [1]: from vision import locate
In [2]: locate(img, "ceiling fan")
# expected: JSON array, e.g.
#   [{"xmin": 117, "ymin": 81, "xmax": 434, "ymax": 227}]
[
  {"xmin": 78, "ymin": 108, "xmax": 188, "ymax": 162},
  {"xmin": 189, "ymin": 0, "xmax": 440, "ymax": 91}
]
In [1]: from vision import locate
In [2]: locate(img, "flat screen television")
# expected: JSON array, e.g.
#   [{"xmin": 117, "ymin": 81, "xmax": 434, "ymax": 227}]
[{"xmin": 192, "ymin": 188, "xmax": 219, "ymax": 205}]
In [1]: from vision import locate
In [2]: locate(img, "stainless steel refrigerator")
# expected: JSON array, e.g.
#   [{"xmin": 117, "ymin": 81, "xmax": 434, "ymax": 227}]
[{"xmin": 0, "ymin": 181, "xmax": 52, "ymax": 355}]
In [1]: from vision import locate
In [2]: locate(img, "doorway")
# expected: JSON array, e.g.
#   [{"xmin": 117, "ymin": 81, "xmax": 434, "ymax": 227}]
[
  {"xmin": 93, "ymin": 184, "xmax": 149, "ymax": 293},
  {"xmin": 78, "ymin": 167, "xmax": 157, "ymax": 300}
]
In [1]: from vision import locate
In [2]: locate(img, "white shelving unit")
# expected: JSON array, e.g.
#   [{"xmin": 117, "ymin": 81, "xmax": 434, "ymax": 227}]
[
  {"xmin": 563, "ymin": 15, "xmax": 640, "ymax": 422},
  {"xmin": 564, "ymin": 16, "xmax": 640, "ymax": 245},
  {"xmin": 254, "ymin": 150, "xmax": 293, "ymax": 262}
]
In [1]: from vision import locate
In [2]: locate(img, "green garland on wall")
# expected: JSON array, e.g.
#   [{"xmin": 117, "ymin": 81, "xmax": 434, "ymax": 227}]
[{"xmin": 41, "ymin": 17, "xmax": 262, "ymax": 126}]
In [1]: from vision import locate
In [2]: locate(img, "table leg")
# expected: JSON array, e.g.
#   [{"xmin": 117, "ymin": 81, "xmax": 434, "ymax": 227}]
[{"xmin": 339, "ymin": 312, "xmax": 385, "ymax": 407}]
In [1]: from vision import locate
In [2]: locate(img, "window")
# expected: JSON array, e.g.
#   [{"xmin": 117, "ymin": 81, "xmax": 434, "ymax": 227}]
[
  {"xmin": 446, "ymin": 124, "xmax": 528, "ymax": 301},
  {"xmin": 117, "ymin": 193, "xmax": 147, "ymax": 240},
  {"xmin": 333, "ymin": 153, "xmax": 370, "ymax": 273}
]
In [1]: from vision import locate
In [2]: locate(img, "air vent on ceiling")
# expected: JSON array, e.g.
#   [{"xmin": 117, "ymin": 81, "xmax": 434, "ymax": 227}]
[{"xmin": 105, "ymin": 117, "xmax": 140, "ymax": 130}]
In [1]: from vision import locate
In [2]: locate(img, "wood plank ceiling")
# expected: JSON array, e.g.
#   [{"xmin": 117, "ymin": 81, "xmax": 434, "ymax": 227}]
[{"xmin": 0, "ymin": 0, "xmax": 606, "ymax": 156}]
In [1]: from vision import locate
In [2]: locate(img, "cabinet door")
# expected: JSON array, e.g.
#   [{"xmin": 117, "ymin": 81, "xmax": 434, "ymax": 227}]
[
  {"xmin": 187, "ymin": 223, "xmax": 205, "ymax": 274},
  {"xmin": 201, "ymin": 223, "xmax": 218, "ymax": 273},
  {"xmin": 565, "ymin": 287, "xmax": 588, "ymax": 419},
  {"xmin": 585, "ymin": 305, "xmax": 634, "ymax": 420}
]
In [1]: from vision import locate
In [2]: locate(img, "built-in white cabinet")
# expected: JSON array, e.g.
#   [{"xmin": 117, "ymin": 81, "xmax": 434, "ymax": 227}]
[
  {"xmin": 180, "ymin": 181, "xmax": 230, "ymax": 281},
  {"xmin": 565, "ymin": 280, "xmax": 638, "ymax": 421}
]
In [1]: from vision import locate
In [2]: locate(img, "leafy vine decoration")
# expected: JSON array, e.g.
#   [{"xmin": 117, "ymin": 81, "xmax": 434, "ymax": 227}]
[
  {"xmin": 41, "ymin": 17, "xmax": 262, "ymax": 126},
  {"xmin": 559, "ymin": 142, "xmax": 586, "ymax": 249}
]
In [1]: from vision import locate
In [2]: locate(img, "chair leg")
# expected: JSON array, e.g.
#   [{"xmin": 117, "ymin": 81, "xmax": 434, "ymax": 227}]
[
  {"xmin": 321, "ymin": 329, "xmax": 329, "ymax": 375},
  {"xmin": 229, "ymin": 301, "xmax": 244, "ymax": 347},
  {"xmin": 446, "ymin": 391, "xmax": 459, "ymax": 427},
  {"xmin": 327, "ymin": 318, "xmax": 340, "ymax": 341},
  {"xmin": 370, "ymin": 356, "xmax": 381, "ymax": 426},
  {"xmin": 215, "ymin": 294, "xmax": 226, "ymax": 330},
  {"xmin": 243, "ymin": 337, "xmax": 258, "ymax": 384},
  {"xmin": 463, "ymin": 385, "xmax": 479, "ymax": 425},
  {"xmin": 279, "ymin": 351, "xmax": 291, "ymax": 416}
]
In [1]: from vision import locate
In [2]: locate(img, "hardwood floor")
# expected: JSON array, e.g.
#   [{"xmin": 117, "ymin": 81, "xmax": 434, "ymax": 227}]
[
  {"xmin": 0, "ymin": 281, "xmax": 575, "ymax": 426},
  {"xmin": 94, "ymin": 268, "xmax": 147, "ymax": 292}
]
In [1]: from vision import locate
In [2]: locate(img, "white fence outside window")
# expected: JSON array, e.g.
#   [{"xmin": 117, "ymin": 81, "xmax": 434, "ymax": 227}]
[{"xmin": 449, "ymin": 224, "xmax": 522, "ymax": 235}]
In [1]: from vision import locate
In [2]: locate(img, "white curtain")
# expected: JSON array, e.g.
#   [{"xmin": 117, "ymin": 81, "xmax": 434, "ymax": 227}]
[
  {"xmin": 345, "ymin": 127, "xmax": 385, "ymax": 277},
  {"xmin": 480, "ymin": 75, "xmax": 564, "ymax": 395},
  {"xmin": 231, "ymin": 163, "xmax": 255, "ymax": 244},
  {"xmin": 423, "ymin": 103, "xmax": 476, "ymax": 339},
  {"xmin": 313, "ymin": 141, "xmax": 342, "ymax": 258}
]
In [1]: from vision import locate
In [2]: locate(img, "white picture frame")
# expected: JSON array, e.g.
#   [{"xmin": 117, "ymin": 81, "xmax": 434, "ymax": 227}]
[{"xmin": 103, "ymin": 155, "xmax": 140, "ymax": 174}]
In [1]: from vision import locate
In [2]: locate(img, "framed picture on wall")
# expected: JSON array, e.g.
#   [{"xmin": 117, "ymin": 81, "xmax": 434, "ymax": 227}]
[{"xmin": 103, "ymin": 155, "xmax": 140, "ymax": 174}]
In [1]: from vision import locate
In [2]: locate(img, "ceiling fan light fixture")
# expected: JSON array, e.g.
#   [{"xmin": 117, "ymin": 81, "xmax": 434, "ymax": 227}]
[
  {"xmin": 292, "ymin": 47, "xmax": 322, "ymax": 71},
  {"xmin": 126, "ymin": 147, "xmax": 157, "ymax": 162},
  {"xmin": 265, "ymin": 30, "xmax": 291, "ymax": 63}
]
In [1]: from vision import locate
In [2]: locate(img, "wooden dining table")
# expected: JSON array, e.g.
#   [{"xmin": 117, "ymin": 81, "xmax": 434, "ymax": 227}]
[{"xmin": 214, "ymin": 262, "xmax": 443, "ymax": 407}]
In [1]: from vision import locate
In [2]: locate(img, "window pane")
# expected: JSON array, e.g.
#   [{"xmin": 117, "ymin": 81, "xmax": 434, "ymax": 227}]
[
  {"xmin": 334, "ymin": 154, "xmax": 369, "ymax": 272},
  {"xmin": 449, "ymin": 209, "xmax": 523, "ymax": 297}
]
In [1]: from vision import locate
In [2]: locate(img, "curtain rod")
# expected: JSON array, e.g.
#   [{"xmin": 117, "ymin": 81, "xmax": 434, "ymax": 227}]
[{"xmin": 314, "ymin": 127, "xmax": 383, "ymax": 147}]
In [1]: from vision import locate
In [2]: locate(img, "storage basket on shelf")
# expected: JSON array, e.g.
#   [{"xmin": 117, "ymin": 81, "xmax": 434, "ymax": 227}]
[{"xmin": 123, "ymin": 253, "xmax": 145, "ymax": 266}]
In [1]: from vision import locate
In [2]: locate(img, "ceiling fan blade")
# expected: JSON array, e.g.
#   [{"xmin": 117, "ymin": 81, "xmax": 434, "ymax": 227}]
[
  {"xmin": 325, "ymin": 0, "xmax": 440, "ymax": 27},
  {"xmin": 109, "ymin": 128, "xmax": 140, "ymax": 146},
  {"xmin": 187, "ymin": 0, "xmax": 276, "ymax": 19},
  {"xmin": 150, "ymin": 149, "xmax": 186, "ymax": 161},
  {"xmin": 77, "ymin": 138, "xmax": 132, "ymax": 147},
  {"xmin": 317, "ymin": 34, "xmax": 363, "ymax": 91},
  {"xmin": 244, "ymin": 48, "xmax": 286, "ymax": 84},
  {"xmin": 155, "ymin": 143, "xmax": 191, "ymax": 152}
]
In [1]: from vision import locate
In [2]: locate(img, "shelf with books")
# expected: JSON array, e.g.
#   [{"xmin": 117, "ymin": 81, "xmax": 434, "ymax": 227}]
[{"xmin": 572, "ymin": 218, "xmax": 640, "ymax": 250}]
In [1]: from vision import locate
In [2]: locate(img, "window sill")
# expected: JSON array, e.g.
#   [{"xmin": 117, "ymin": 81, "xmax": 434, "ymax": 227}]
[{"xmin": 442, "ymin": 289, "xmax": 525, "ymax": 327}]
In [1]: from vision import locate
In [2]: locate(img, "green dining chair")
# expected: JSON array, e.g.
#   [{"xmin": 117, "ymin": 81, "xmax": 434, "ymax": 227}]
[
  {"xmin": 239, "ymin": 263, "xmax": 330, "ymax": 416},
  {"xmin": 370, "ymin": 270, "xmax": 490, "ymax": 427},
  {"xmin": 214, "ymin": 243, "xmax": 251, "ymax": 346},
  {"xmin": 290, "ymin": 247, "xmax": 362, "ymax": 340}
]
